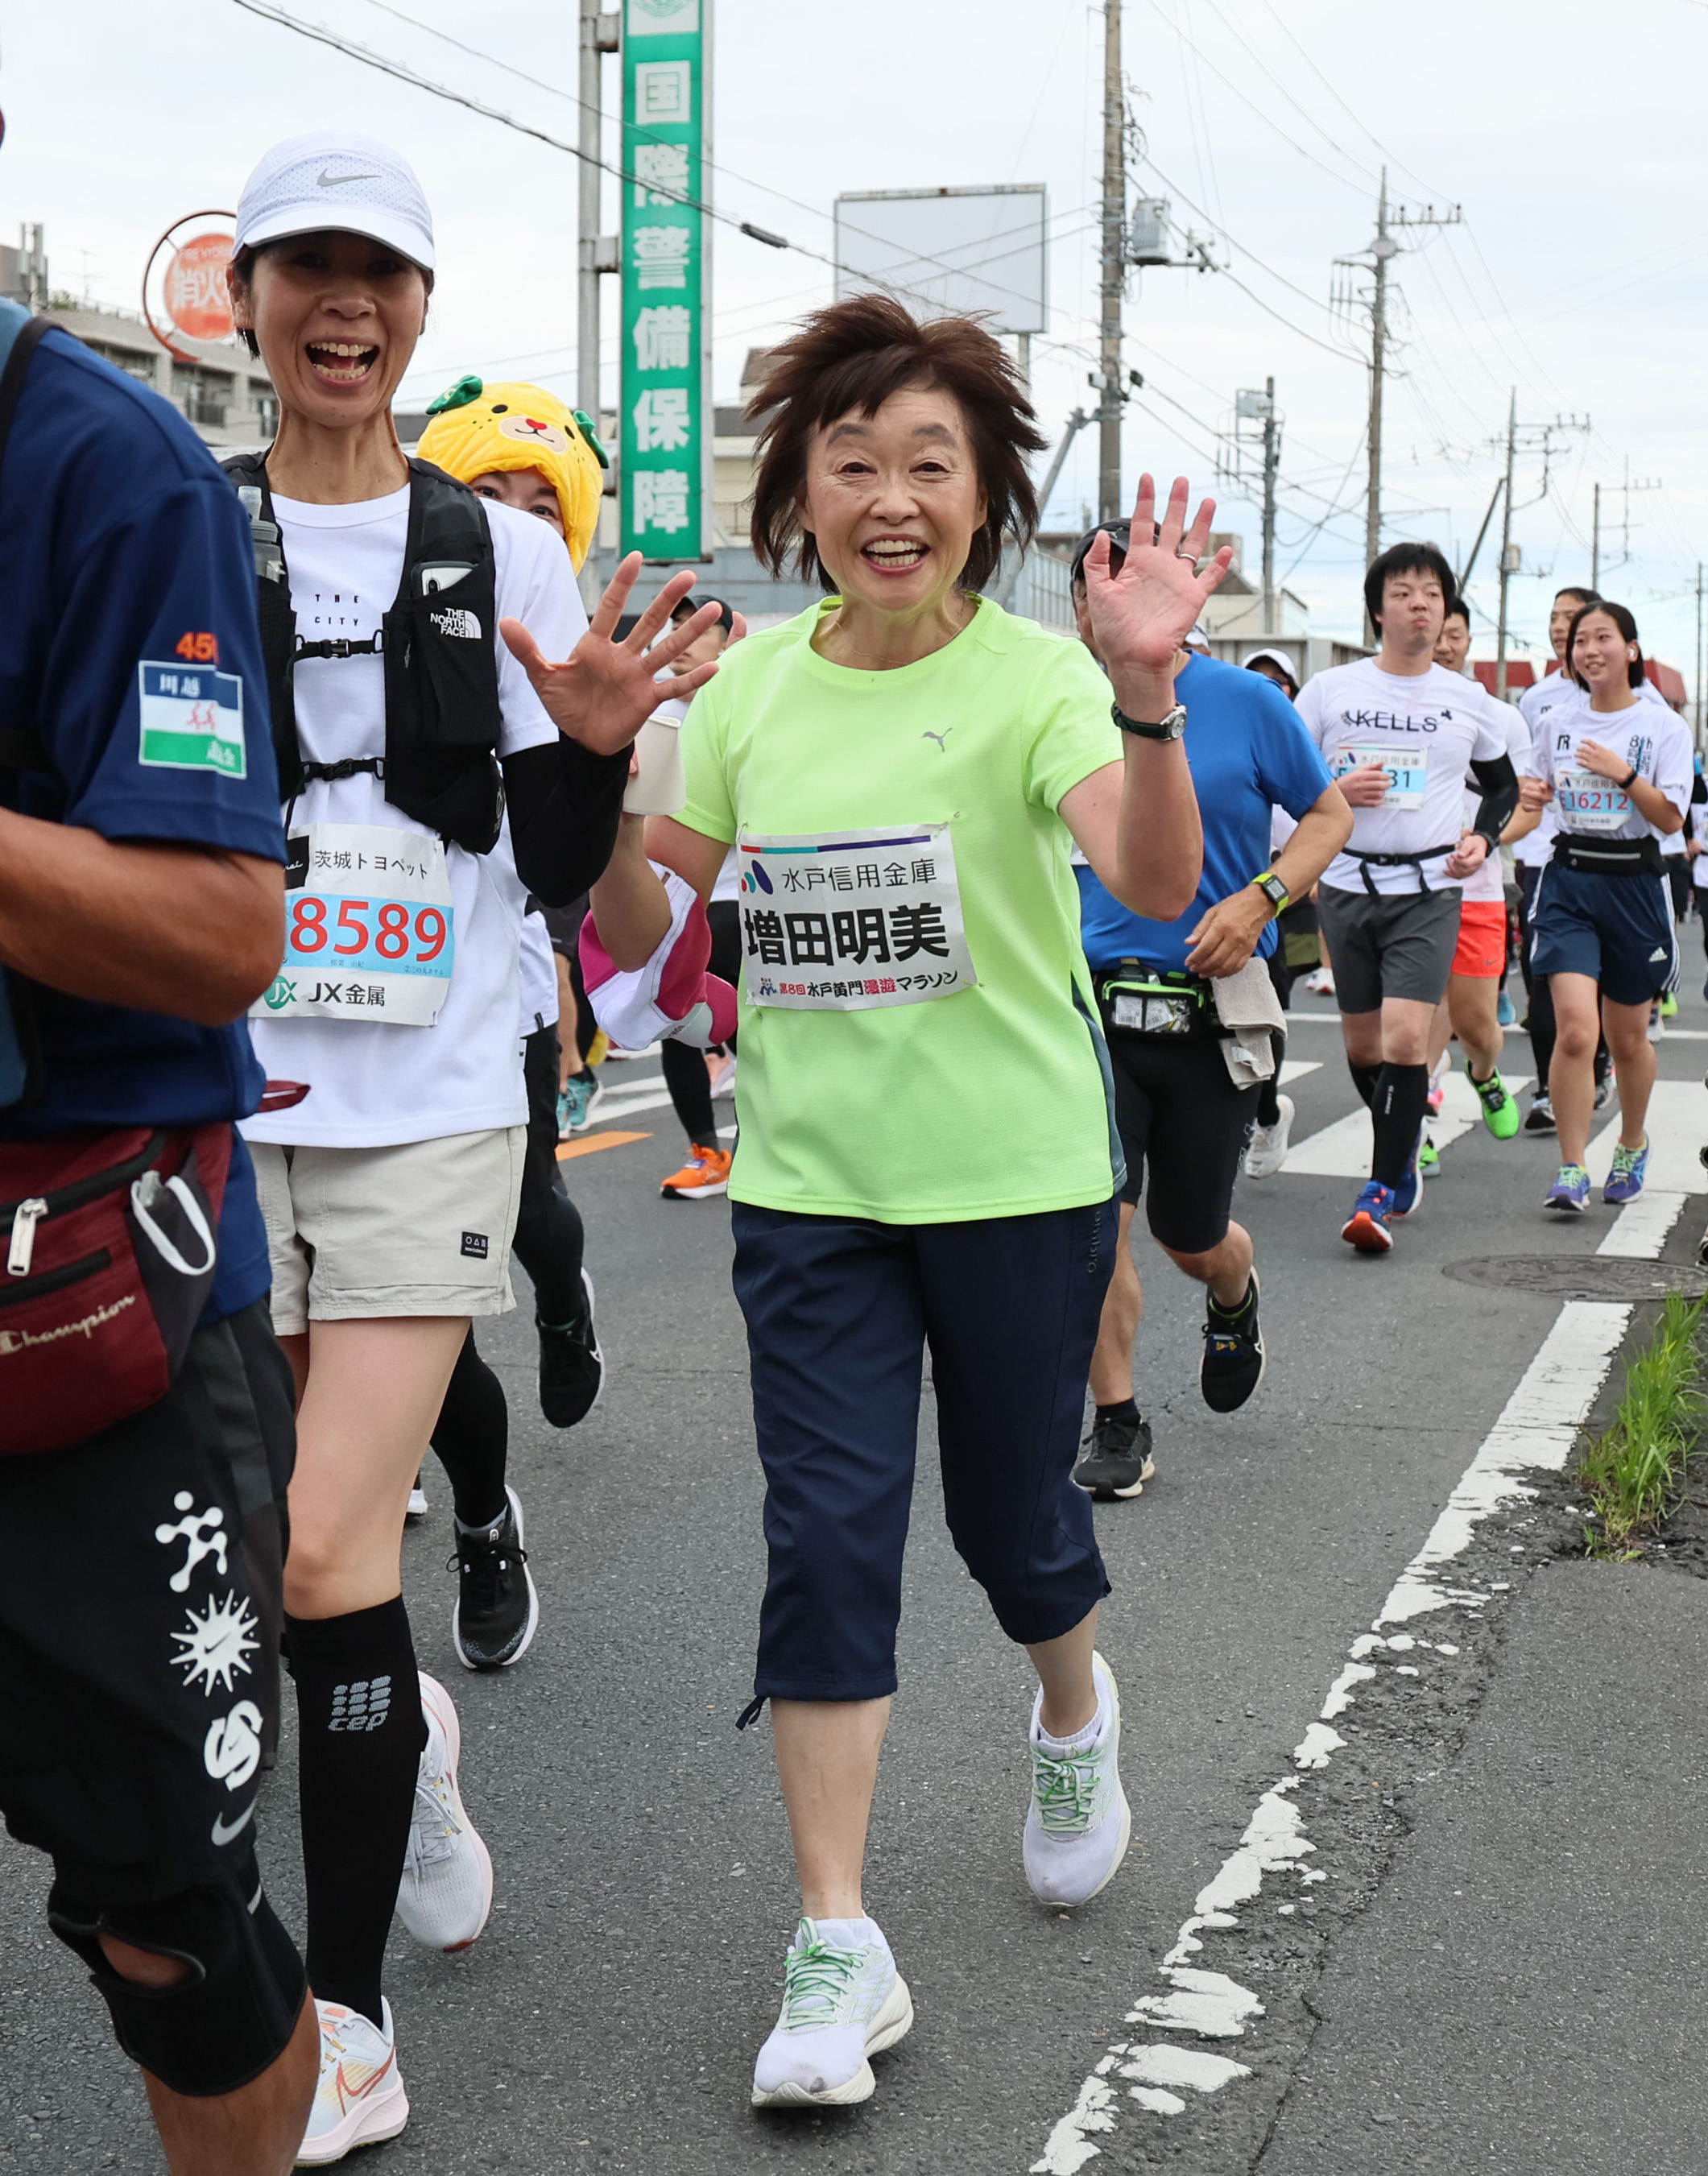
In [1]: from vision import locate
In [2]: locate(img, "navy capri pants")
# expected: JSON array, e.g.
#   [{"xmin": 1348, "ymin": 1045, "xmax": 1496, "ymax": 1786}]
[{"xmin": 731, "ymin": 1197, "xmax": 1116, "ymax": 1705}]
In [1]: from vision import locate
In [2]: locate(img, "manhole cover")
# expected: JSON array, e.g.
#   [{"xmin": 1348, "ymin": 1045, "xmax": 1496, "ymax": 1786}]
[{"xmin": 1444, "ymin": 1256, "xmax": 1708, "ymax": 1301}]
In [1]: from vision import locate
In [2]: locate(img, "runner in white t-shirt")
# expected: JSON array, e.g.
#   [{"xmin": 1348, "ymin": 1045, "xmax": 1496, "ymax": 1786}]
[
  {"xmin": 1520, "ymin": 598, "xmax": 1690, "ymax": 1212},
  {"xmin": 224, "ymin": 133, "xmax": 730, "ymax": 2165},
  {"xmin": 1294, "ymin": 544, "xmax": 1519, "ymax": 1251},
  {"xmin": 1416, "ymin": 598, "xmax": 1527, "ymax": 1166}
]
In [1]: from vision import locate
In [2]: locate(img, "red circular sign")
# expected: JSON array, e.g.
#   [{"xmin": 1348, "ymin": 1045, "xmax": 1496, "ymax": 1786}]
[{"xmin": 164, "ymin": 232, "xmax": 234, "ymax": 343}]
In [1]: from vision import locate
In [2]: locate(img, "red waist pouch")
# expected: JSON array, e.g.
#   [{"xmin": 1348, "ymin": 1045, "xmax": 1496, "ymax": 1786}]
[{"xmin": 0, "ymin": 1124, "xmax": 232, "ymax": 1456}]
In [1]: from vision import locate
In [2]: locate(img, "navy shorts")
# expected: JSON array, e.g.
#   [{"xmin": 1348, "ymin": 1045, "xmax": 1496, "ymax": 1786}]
[
  {"xmin": 731, "ymin": 1198, "xmax": 1116, "ymax": 1703},
  {"xmin": 1528, "ymin": 859, "xmax": 1677, "ymax": 1007}
]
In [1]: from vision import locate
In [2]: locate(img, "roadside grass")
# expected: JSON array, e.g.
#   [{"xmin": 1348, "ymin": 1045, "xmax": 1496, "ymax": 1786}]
[{"xmin": 1580, "ymin": 1294, "xmax": 1707, "ymax": 1559}]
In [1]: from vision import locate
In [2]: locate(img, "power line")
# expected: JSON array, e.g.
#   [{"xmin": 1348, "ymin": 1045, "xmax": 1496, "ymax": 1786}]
[{"xmin": 1250, "ymin": 0, "xmax": 1446, "ymax": 201}]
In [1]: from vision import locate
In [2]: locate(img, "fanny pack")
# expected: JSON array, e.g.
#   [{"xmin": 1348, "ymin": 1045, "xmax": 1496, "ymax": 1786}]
[
  {"xmin": 1552, "ymin": 834, "xmax": 1662, "ymax": 877},
  {"xmin": 0, "ymin": 1124, "xmax": 230, "ymax": 1456},
  {"xmin": 1343, "ymin": 844, "xmax": 1461, "ymax": 896},
  {"xmin": 1094, "ymin": 963, "xmax": 1215, "ymax": 1040}
]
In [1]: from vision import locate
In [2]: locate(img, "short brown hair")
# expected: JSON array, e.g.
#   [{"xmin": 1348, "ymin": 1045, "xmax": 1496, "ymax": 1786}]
[{"xmin": 746, "ymin": 294, "xmax": 1045, "ymax": 595}]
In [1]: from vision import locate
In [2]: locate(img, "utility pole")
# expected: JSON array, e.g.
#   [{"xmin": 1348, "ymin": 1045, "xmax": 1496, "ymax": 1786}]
[
  {"xmin": 1591, "ymin": 482, "xmax": 1601, "ymax": 591},
  {"xmin": 1334, "ymin": 173, "xmax": 1461, "ymax": 632},
  {"xmin": 1365, "ymin": 171, "xmax": 1390, "ymax": 578},
  {"xmin": 1097, "ymin": 0, "xmax": 1125, "ymax": 523},
  {"xmin": 1495, "ymin": 390, "xmax": 1519, "ymax": 701}
]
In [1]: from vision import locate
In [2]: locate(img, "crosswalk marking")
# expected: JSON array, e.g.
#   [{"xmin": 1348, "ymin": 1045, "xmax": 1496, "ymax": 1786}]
[{"xmin": 1277, "ymin": 1060, "xmax": 1321, "ymax": 1085}]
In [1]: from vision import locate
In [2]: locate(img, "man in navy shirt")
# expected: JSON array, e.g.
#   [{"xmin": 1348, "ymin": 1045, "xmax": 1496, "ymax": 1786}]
[
  {"xmin": 1069, "ymin": 522, "xmax": 1350, "ymax": 1500},
  {"xmin": 0, "ymin": 300, "xmax": 313, "ymax": 2167}
]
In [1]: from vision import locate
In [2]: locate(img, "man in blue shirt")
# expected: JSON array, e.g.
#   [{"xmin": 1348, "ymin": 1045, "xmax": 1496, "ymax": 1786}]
[
  {"xmin": 1068, "ymin": 522, "xmax": 1350, "ymax": 1500},
  {"xmin": 0, "ymin": 300, "xmax": 314, "ymax": 2166}
]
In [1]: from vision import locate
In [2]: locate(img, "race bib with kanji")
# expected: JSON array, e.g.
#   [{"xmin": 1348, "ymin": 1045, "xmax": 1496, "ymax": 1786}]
[
  {"xmin": 1332, "ymin": 743, "xmax": 1428, "ymax": 810},
  {"xmin": 737, "ymin": 825, "xmax": 978, "ymax": 1010},
  {"xmin": 1556, "ymin": 767, "xmax": 1632, "ymax": 834},
  {"xmin": 251, "ymin": 824, "xmax": 457, "ymax": 1026}
]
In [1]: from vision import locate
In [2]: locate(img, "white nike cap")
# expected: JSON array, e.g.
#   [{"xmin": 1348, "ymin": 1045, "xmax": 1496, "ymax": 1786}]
[{"xmin": 234, "ymin": 130, "xmax": 435, "ymax": 271}]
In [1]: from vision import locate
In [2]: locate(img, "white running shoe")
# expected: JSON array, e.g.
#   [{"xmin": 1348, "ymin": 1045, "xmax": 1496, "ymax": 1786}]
[
  {"xmin": 1023, "ymin": 1652, "xmax": 1131, "ymax": 1909},
  {"xmin": 1305, "ymin": 966, "xmax": 1335, "ymax": 996},
  {"xmin": 395, "ymin": 1673, "xmax": 493, "ymax": 1952},
  {"xmin": 1244, "ymin": 1093, "xmax": 1295, "ymax": 1179},
  {"xmin": 296, "ymin": 1998, "xmax": 408, "ymax": 2166},
  {"xmin": 751, "ymin": 1917, "xmax": 914, "ymax": 2108},
  {"xmin": 406, "ymin": 1479, "xmax": 428, "ymax": 1520}
]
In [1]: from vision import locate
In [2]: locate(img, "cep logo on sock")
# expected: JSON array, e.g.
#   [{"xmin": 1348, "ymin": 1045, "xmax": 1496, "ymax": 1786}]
[
  {"xmin": 329, "ymin": 1677, "xmax": 391, "ymax": 1732},
  {"xmin": 461, "ymin": 1231, "xmax": 490, "ymax": 1260}
]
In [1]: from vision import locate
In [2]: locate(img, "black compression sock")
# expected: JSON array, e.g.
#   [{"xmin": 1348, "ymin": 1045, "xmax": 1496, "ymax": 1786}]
[
  {"xmin": 1349, "ymin": 1060, "xmax": 1382, "ymax": 1110},
  {"xmin": 286, "ymin": 1599, "xmax": 424, "ymax": 2029},
  {"xmin": 431, "ymin": 1330, "xmax": 509, "ymax": 1530},
  {"xmin": 1371, "ymin": 1061, "xmax": 1429, "ymax": 1189},
  {"xmin": 1095, "ymin": 1397, "xmax": 1139, "ymax": 1425},
  {"xmin": 1256, "ymin": 1031, "xmax": 1287, "ymax": 1127}
]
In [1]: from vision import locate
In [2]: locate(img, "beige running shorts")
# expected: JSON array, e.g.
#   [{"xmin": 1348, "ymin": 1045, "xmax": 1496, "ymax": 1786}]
[{"xmin": 249, "ymin": 1127, "xmax": 525, "ymax": 1338}]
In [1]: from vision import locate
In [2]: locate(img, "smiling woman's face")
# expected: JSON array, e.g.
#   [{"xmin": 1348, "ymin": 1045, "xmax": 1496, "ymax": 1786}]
[
  {"xmin": 799, "ymin": 383, "xmax": 987, "ymax": 618},
  {"xmin": 231, "ymin": 230, "xmax": 428, "ymax": 432}
]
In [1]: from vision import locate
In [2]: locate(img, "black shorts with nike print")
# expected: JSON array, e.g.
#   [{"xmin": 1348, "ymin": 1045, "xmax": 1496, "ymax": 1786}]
[{"xmin": 0, "ymin": 1300, "xmax": 294, "ymax": 1902}]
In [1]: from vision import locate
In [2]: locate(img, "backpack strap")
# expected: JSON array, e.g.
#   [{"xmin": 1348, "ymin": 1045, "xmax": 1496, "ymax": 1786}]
[{"xmin": 0, "ymin": 304, "xmax": 55, "ymax": 777}]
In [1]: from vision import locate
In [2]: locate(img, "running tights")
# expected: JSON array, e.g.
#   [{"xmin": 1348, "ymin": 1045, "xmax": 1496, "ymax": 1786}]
[
  {"xmin": 1368, "ymin": 1061, "xmax": 1429, "ymax": 1189},
  {"xmin": 663, "ymin": 900, "xmax": 741, "ymax": 1149},
  {"xmin": 287, "ymin": 1599, "xmax": 425, "ymax": 2029},
  {"xmin": 432, "ymin": 1332, "xmax": 509, "ymax": 1532},
  {"xmin": 1256, "ymin": 1030, "xmax": 1287, "ymax": 1128}
]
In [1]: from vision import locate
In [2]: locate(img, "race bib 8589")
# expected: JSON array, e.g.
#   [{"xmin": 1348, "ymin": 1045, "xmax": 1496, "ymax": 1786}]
[
  {"xmin": 738, "ymin": 824, "xmax": 978, "ymax": 1011},
  {"xmin": 252, "ymin": 824, "xmax": 456, "ymax": 1027}
]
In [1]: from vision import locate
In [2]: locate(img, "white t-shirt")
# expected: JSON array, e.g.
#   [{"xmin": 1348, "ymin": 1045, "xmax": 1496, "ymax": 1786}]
[
  {"xmin": 1295, "ymin": 658, "xmax": 1510, "ymax": 896},
  {"xmin": 1521, "ymin": 690, "xmax": 1693, "ymax": 845},
  {"xmin": 242, "ymin": 487, "xmax": 586, "ymax": 1148},
  {"xmin": 1459, "ymin": 704, "xmax": 1530, "ymax": 904},
  {"xmin": 519, "ymin": 913, "xmax": 560, "ymax": 1033}
]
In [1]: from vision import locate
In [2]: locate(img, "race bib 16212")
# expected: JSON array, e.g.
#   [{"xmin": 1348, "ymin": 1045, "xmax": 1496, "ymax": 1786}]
[{"xmin": 737, "ymin": 825, "xmax": 978, "ymax": 1011}]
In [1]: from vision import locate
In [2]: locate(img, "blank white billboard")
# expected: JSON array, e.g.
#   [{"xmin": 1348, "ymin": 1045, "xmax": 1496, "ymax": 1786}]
[{"xmin": 833, "ymin": 184, "xmax": 1047, "ymax": 334}]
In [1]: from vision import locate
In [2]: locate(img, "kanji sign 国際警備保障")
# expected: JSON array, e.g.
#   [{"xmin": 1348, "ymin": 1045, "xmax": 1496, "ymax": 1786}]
[{"xmin": 620, "ymin": 0, "xmax": 711, "ymax": 561}]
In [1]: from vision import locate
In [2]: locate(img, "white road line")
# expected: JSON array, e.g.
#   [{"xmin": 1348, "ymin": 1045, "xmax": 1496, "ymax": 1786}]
[
  {"xmin": 1276, "ymin": 1060, "xmax": 1321, "ymax": 1086},
  {"xmin": 1280, "ymin": 1074, "xmax": 1531, "ymax": 1179},
  {"xmin": 1586, "ymin": 1081, "xmax": 1706, "ymax": 1191},
  {"xmin": 1031, "ymin": 1169, "xmax": 1696, "ymax": 2173}
]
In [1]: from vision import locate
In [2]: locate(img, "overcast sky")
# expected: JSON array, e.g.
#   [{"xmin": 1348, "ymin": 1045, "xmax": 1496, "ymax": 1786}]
[{"xmin": 7, "ymin": 0, "xmax": 1708, "ymax": 670}]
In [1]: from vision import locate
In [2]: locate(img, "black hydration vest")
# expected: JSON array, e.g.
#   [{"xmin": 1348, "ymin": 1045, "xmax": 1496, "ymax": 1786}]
[{"xmin": 221, "ymin": 455, "xmax": 507, "ymax": 855}]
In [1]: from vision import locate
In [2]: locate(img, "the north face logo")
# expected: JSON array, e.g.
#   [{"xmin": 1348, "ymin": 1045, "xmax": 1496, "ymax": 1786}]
[
  {"xmin": 430, "ymin": 606, "xmax": 481, "ymax": 639},
  {"xmin": 329, "ymin": 1677, "xmax": 391, "ymax": 1731},
  {"xmin": 461, "ymin": 1231, "xmax": 490, "ymax": 1260}
]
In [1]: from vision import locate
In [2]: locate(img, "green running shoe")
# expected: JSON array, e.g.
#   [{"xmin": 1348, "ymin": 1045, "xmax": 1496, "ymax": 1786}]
[
  {"xmin": 1418, "ymin": 1136, "xmax": 1441, "ymax": 1179},
  {"xmin": 1468, "ymin": 1061, "xmax": 1521, "ymax": 1140}
]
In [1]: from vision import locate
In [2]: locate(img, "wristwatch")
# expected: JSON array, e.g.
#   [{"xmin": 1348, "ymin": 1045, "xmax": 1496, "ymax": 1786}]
[
  {"xmin": 1112, "ymin": 700, "xmax": 1187, "ymax": 743},
  {"xmin": 1251, "ymin": 871, "xmax": 1290, "ymax": 916}
]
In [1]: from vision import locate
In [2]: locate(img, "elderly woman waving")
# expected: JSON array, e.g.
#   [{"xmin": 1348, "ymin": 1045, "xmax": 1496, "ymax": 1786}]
[{"xmin": 511, "ymin": 293, "xmax": 1229, "ymax": 2110}]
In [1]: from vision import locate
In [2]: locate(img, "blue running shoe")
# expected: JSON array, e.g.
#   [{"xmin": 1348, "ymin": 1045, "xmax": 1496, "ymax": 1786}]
[
  {"xmin": 1603, "ymin": 1138, "xmax": 1649, "ymax": 1206},
  {"xmin": 556, "ymin": 1072, "xmax": 603, "ymax": 1137},
  {"xmin": 1342, "ymin": 1181, "xmax": 1396, "ymax": 1253},
  {"xmin": 1391, "ymin": 1127, "xmax": 1426, "ymax": 1219},
  {"xmin": 1497, "ymin": 989, "xmax": 1516, "ymax": 1026},
  {"xmin": 1544, "ymin": 1164, "xmax": 1591, "ymax": 1214}
]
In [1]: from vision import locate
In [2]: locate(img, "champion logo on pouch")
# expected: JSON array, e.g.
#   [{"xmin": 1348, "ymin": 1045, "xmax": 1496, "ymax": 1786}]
[
  {"xmin": 205, "ymin": 1701, "xmax": 265, "ymax": 1791},
  {"xmin": 155, "ymin": 1492, "xmax": 230, "ymax": 1594},
  {"xmin": 0, "ymin": 1293, "xmax": 136, "ymax": 1356},
  {"xmin": 429, "ymin": 606, "xmax": 481, "ymax": 639},
  {"xmin": 461, "ymin": 1231, "xmax": 490, "ymax": 1260},
  {"xmin": 329, "ymin": 1677, "xmax": 392, "ymax": 1731},
  {"xmin": 172, "ymin": 1591, "xmax": 260, "ymax": 1695}
]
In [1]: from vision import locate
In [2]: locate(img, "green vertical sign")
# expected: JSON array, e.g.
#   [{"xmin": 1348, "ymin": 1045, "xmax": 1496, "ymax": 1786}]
[{"xmin": 620, "ymin": 0, "xmax": 711, "ymax": 562}]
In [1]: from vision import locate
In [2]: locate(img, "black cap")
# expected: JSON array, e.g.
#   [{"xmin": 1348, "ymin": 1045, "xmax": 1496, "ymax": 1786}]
[
  {"xmin": 1069, "ymin": 520, "xmax": 1131, "ymax": 588},
  {"xmin": 671, "ymin": 594, "xmax": 734, "ymax": 635}
]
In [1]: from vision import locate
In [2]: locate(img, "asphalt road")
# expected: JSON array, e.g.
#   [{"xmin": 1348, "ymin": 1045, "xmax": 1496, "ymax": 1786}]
[{"xmin": 4, "ymin": 958, "xmax": 1706, "ymax": 2175}]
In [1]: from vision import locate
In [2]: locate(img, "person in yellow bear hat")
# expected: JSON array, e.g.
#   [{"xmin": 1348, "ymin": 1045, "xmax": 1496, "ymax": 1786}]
[
  {"xmin": 418, "ymin": 374, "xmax": 605, "ymax": 569},
  {"xmin": 420, "ymin": 379, "xmax": 610, "ymax": 1115}
]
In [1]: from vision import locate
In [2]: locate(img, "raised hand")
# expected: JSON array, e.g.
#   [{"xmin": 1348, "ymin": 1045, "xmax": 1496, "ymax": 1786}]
[
  {"xmin": 1082, "ymin": 475, "xmax": 1235, "ymax": 676},
  {"xmin": 501, "ymin": 552, "xmax": 729, "ymax": 757}
]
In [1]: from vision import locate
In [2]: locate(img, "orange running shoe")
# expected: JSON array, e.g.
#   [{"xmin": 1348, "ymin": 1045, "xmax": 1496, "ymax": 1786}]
[{"xmin": 660, "ymin": 1144, "xmax": 733, "ymax": 1200}]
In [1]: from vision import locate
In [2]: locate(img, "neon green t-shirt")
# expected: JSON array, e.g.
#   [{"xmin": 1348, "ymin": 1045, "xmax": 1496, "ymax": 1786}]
[{"xmin": 676, "ymin": 596, "xmax": 1126, "ymax": 1223}]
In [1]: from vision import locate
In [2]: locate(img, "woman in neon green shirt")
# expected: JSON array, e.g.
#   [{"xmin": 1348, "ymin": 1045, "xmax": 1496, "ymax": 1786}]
[{"xmin": 511, "ymin": 294, "xmax": 1231, "ymax": 2110}]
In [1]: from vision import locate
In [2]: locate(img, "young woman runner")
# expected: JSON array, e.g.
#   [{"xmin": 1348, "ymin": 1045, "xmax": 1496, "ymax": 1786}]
[
  {"xmin": 1520, "ymin": 600, "xmax": 1692, "ymax": 1213},
  {"xmin": 223, "ymin": 133, "xmax": 726, "ymax": 2161},
  {"xmin": 512, "ymin": 295, "xmax": 1226, "ymax": 2108}
]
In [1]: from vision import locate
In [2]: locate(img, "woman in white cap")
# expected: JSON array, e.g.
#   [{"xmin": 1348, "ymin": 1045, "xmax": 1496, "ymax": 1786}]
[{"xmin": 224, "ymin": 131, "xmax": 726, "ymax": 2162}]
